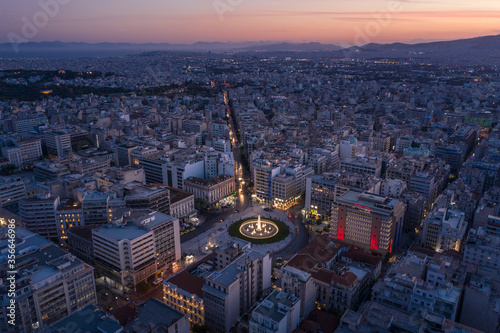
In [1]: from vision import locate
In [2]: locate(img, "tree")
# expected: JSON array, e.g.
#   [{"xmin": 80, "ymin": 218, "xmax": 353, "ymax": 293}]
[
  {"xmin": 191, "ymin": 323, "xmax": 208, "ymax": 333},
  {"xmin": 0, "ymin": 164, "xmax": 17, "ymax": 176},
  {"xmin": 195, "ymin": 198, "xmax": 208, "ymax": 212}
]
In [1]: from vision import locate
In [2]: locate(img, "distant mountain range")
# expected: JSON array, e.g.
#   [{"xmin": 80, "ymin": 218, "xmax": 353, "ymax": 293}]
[
  {"xmin": 336, "ymin": 34, "xmax": 500, "ymax": 64},
  {"xmin": 0, "ymin": 34, "xmax": 499, "ymax": 64}
]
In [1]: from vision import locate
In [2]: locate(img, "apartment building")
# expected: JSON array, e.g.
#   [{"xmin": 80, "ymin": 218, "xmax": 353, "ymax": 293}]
[
  {"xmin": 0, "ymin": 227, "xmax": 97, "ymax": 333},
  {"xmin": 249, "ymin": 290, "xmax": 301, "ymax": 333},
  {"xmin": 203, "ymin": 249, "xmax": 272, "ymax": 333},
  {"xmin": 340, "ymin": 155, "xmax": 382, "ymax": 178},
  {"xmin": 373, "ymin": 274, "xmax": 461, "ymax": 321},
  {"xmin": 463, "ymin": 227, "xmax": 500, "ymax": 270},
  {"xmin": 422, "ymin": 208, "xmax": 467, "ymax": 253}
]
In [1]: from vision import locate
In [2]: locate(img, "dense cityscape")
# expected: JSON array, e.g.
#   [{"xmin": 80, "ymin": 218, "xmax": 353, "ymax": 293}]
[{"xmin": 1, "ymin": 4, "xmax": 500, "ymax": 332}]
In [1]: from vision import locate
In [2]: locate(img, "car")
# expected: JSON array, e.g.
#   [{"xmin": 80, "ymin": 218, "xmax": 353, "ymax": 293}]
[
  {"xmin": 235, "ymin": 209, "xmax": 239, "ymax": 213},
  {"xmin": 276, "ymin": 257, "xmax": 283, "ymax": 262}
]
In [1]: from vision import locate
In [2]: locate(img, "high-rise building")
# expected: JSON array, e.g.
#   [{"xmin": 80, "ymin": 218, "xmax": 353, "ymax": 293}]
[
  {"xmin": 82, "ymin": 191, "xmax": 110, "ymax": 227},
  {"xmin": 0, "ymin": 227, "xmax": 97, "ymax": 333},
  {"xmin": 45, "ymin": 131, "xmax": 72, "ymax": 157},
  {"xmin": 203, "ymin": 248, "xmax": 272, "ymax": 333},
  {"xmin": 92, "ymin": 211, "xmax": 180, "ymax": 291},
  {"xmin": 131, "ymin": 147, "xmax": 166, "ymax": 185},
  {"xmin": 254, "ymin": 160, "xmax": 282, "ymax": 204},
  {"xmin": 125, "ymin": 185, "xmax": 170, "ymax": 215},
  {"xmin": 115, "ymin": 144, "xmax": 136, "ymax": 167},
  {"xmin": 56, "ymin": 198, "xmax": 84, "ymax": 244},
  {"xmin": 305, "ymin": 174, "xmax": 337, "ymax": 219},
  {"xmin": 331, "ymin": 190, "xmax": 405, "ymax": 256},
  {"xmin": 409, "ymin": 172, "xmax": 438, "ymax": 209},
  {"xmin": 19, "ymin": 194, "xmax": 60, "ymax": 243},
  {"xmin": 212, "ymin": 121, "xmax": 229, "ymax": 139}
]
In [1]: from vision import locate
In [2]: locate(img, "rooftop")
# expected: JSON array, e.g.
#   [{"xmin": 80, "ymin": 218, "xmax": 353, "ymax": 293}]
[
  {"xmin": 123, "ymin": 298, "xmax": 184, "ymax": 331},
  {"xmin": 50, "ymin": 305, "xmax": 122, "ymax": 333},
  {"xmin": 252, "ymin": 290, "xmax": 299, "ymax": 324}
]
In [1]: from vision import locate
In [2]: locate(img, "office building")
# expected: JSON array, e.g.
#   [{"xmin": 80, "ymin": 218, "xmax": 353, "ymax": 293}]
[
  {"xmin": 460, "ymin": 274, "xmax": 500, "ymax": 333},
  {"xmin": 82, "ymin": 191, "xmax": 110, "ymax": 227},
  {"xmin": 340, "ymin": 155, "xmax": 382, "ymax": 178},
  {"xmin": 212, "ymin": 121, "xmax": 229, "ymax": 139},
  {"xmin": 68, "ymin": 156, "xmax": 110, "ymax": 175},
  {"xmin": 331, "ymin": 190, "xmax": 405, "ymax": 256},
  {"xmin": 125, "ymin": 185, "xmax": 170, "ymax": 215},
  {"xmin": 92, "ymin": 211, "xmax": 180, "ymax": 291},
  {"xmin": 1, "ymin": 138, "xmax": 42, "ymax": 168},
  {"xmin": 55, "ymin": 198, "xmax": 84, "ymax": 244},
  {"xmin": 13, "ymin": 116, "xmax": 47, "ymax": 136},
  {"xmin": 19, "ymin": 194, "xmax": 60, "ymax": 243},
  {"xmin": 45, "ymin": 131, "xmax": 72, "ymax": 157},
  {"xmin": 409, "ymin": 172, "xmax": 438, "ymax": 208},
  {"xmin": 115, "ymin": 144, "xmax": 136, "ymax": 167},
  {"xmin": 0, "ymin": 227, "xmax": 97, "ymax": 332},
  {"xmin": 281, "ymin": 266, "xmax": 316, "ymax": 319},
  {"xmin": 131, "ymin": 147, "xmax": 166, "ymax": 184},
  {"xmin": 184, "ymin": 175, "xmax": 235, "ymax": 205},
  {"xmin": 254, "ymin": 160, "xmax": 282, "ymax": 204},
  {"xmin": 33, "ymin": 162, "xmax": 70, "ymax": 182},
  {"xmin": 372, "ymin": 273, "xmax": 461, "ymax": 321},
  {"xmin": 0, "ymin": 176, "xmax": 26, "ymax": 208},
  {"xmin": 305, "ymin": 174, "xmax": 337, "ymax": 219},
  {"xmin": 167, "ymin": 186, "xmax": 196, "ymax": 223}
]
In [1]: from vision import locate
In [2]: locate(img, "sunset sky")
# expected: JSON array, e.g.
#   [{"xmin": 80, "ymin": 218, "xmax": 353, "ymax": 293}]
[{"xmin": 1, "ymin": 0, "xmax": 500, "ymax": 44}]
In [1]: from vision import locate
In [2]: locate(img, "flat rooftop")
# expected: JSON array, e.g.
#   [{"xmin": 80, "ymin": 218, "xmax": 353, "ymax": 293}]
[
  {"xmin": 94, "ymin": 222, "xmax": 148, "ymax": 241},
  {"xmin": 253, "ymin": 290, "xmax": 299, "ymax": 324}
]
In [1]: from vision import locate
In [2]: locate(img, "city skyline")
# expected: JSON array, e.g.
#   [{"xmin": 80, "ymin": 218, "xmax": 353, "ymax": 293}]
[{"xmin": 1, "ymin": 0, "xmax": 500, "ymax": 44}]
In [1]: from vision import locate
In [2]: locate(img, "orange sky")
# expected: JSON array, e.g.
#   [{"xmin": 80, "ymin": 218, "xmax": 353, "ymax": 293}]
[{"xmin": 1, "ymin": 0, "xmax": 500, "ymax": 44}]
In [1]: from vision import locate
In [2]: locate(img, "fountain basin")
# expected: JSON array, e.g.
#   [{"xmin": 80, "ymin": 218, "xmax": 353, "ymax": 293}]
[{"xmin": 229, "ymin": 217, "xmax": 290, "ymax": 244}]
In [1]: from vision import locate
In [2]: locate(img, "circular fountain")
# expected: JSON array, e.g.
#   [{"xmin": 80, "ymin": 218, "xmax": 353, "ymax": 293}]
[
  {"xmin": 239, "ymin": 215, "xmax": 279, "ymax": 239},
  {"xmin": 229, "ymin": 215, "xmax": 289, "ymax": 244}
]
